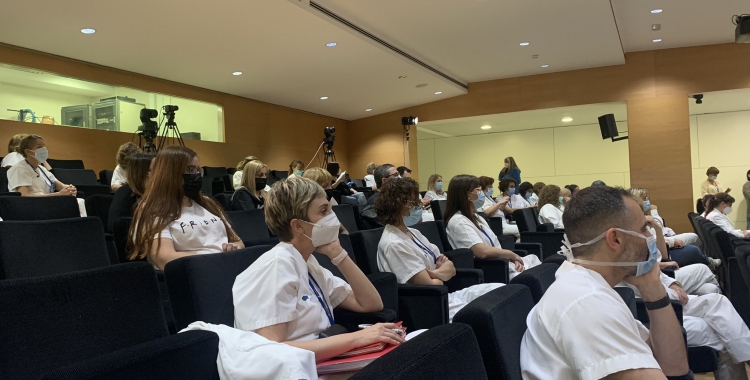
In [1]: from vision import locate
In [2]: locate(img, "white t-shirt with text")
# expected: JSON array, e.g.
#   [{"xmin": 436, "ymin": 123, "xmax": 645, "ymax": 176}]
[{"xmin": 156, "ymin": 201, "xmax": 230, "ymax": 255}]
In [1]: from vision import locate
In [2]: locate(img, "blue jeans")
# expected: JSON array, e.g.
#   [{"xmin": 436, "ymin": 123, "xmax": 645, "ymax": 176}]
[{"xmin": 669, "ymin": 245, "xmax": 709, "ymax": 267}]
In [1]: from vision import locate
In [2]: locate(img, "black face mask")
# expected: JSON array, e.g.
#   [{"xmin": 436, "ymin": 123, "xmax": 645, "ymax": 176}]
[
  {"xmin": 255, "ymin": 178, "xmax": 267, "ymax": 192},
  {"xmin": 183, "ymin": 173, "xmax": 203, "ymax": 199}
]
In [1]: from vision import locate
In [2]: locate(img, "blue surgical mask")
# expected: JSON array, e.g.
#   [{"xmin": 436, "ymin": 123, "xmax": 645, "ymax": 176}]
[
  {"xmin": 472, "ymin": 190, "xmax": 485, "ymax": 209},
  {"xmin": 558, "ymin": 197, "xmax": 564, "ymax": 206},
  {"xmin": 487, "ymin": 188, "xmax": 494, "ymax": 198},
  {"xmin": 402, "ymin": 207, "xmax": 423, "ymax": 227},
  {"xmin": 508, "ymin": 187, "xmax": 516, "ymax": 196},
  {"xmin": 565, "ymin": 229, "xmax": 659, "ymax": 277},
  {"xmin": 529, "ymin": 193, "xmax": 539, "ymax": 203},
  {"xmin": 435, "ymin": 182, "xmax": 443, "ymax": 191},
  {"xmin": 643, "ymin": 200, "xmax": 651, "ymax": 212},
  {"xmin": 525, "ymin": 192, "xmax": 533, "ymax": 200}
]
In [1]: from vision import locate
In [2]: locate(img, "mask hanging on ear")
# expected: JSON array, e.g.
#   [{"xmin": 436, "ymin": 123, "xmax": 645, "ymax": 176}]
[{"xmin": 560, "ymin": 229, "xmax": 659, "ymax": 277}]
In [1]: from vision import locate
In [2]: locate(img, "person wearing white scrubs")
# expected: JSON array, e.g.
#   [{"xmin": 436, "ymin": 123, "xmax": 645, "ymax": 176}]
[
  {"xmin": 476, "ymin": 176, "xmax": 519, "ymax": 240},
  {"xmin": 537, "ymin": 184, "xmax": 565, "ymax": 229},
  {"xmin": 373, "ymin": 178, "xmax": 504, "ymax": 321},
  {"xmin": 521, "ymin": 186, "xmax": 690, "ymax": 379},
  {"xmin": 2, "ymin": 133, "xmax": 28, "ymax": 168},
  {"xmin": 424, "ymin": 174, "xmax": 447, "ymax": 201},
  {"xmin": 110, "ymin": 142, "xmax": 141, "ymax": 193},
  {"xmin": 232, "ymin": 176, "xmax": 405, "ymax": 365},
  {"xmin": 364, "ymin": 162, "xmax": 378, "ymax": 190},
  {"xmin": 706, "ymin": 193, "xmax": 750, "ymax": 238},
  {"xmin": 444, "ymin": 175, "xmax": 541, "ymax": 280}
]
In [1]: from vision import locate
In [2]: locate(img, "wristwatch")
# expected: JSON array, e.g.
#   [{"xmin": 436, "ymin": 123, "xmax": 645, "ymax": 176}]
[{"xmin": 644, "ymin": 295, "xmax": 671, "ymax": 310}]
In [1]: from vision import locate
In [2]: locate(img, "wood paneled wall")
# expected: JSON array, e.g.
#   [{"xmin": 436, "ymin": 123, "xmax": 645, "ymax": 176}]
[
  {"xmin": 348, "ymin": 43, "xmax": 750, "ymax": 232},
  {"xmin": 0, "ymin": 43, "xmax": 348, "ymax": 174}
]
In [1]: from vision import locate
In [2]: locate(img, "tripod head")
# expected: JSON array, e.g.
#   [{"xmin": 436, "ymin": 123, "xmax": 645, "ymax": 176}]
[{"xmin": 137, "ymin": 108, "xmax": 159, "ymax": 153}]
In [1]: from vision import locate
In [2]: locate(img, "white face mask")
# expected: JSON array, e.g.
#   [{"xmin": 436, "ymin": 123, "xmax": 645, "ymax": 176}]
[
  {"xmin": 32, "ymin": 147, "xmax": 49, "ymax": 163},
  {"xmin": 504, "ymin": 162, "xmax": 510, "ymax": 168},
  {"xmin": 301, "ymin": 212, "xmax": 341, "ymax": 247},
  {"xmin": 723, "ymin": 206, "xmax": 733, "ymax": 215}
]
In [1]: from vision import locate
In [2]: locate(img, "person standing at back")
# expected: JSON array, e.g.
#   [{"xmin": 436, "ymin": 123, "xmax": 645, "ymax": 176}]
[
  {"xmin": 498, "ymin": 156, "xmax": 521, "ymax": 185},
  {"xmin": 702, "ymin": 166, "xmax": 729, "ymax": 196},
  {"xmin": 743, "ymin": 170, "xmax": 750, "ymax": 229}
]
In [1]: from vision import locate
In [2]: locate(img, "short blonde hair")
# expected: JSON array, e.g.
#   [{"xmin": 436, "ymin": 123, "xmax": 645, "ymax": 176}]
[
  {"xmin": 427, "ymin": 174, "xmax": 443, "ymax": 192},
  {"xmin": 241, "ymin": 160, "xmax": 268, "ymax": 197},
  {"xmin": 265, "ymin": 177, "xmax": 327, "ymax": 241},
  {"xmin": 366, "ymin": 162, "xmax": 378, "ymax": 175},
  {"xmin": 116, "ymin": 142, "xmax": 141, "ymax": 169},
  {"xmin": 629, "ymin": 188, "xmax": 648, "ymax": 200},
  {"xmin": 302, "ymin": 167, "xmax": 333, "ymax": 188},
  {"xmin": 7, "ymin": 134, "xmax": 28, "ymax": 154}
]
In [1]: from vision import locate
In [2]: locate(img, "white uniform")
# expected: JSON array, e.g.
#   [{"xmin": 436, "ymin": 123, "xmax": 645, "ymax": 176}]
[
  {"xmin": 364, "ymin": 174, "xmax": 376, "ymax": 188},
  {"xmin": 707, "ymin": 209, "xmax": 747, "ymax": 238},
  {"xmin": 650, "ymin": 209, "xmax": 701, "ymax": 247},
  {"xmin": 377, "ymin": 224, "xmax": 503, "ymax": 321},
  {"xmin": 110, "ymin": 165, "xmax": 127, "ymax": 187},
  {"xmin": 477, "ymin": 195, "xmax": 519, "ymax": 239},
  {"xmin": 446, "ymin": 211, "xmax": 541, "ymax": 280},
  {"xmin": 509, "ymin": 193, "xmax": 531, "ymax": 209},
  {"xmin": 521, "ymin": 261, "xmax": 660, "ymax": 380},
  {"xmin": 7, "ymin": 159, "xmax": 87, "ymax": 216},
  {"xmin": 233, "ymin": 242, "xmax": 352, "ymax": 341},
  {"xmin": 424, "ymin": 190, "xmax": 447, "ymax": 201},
  {"xmin": 538, "ymin": 204, "xmax": 564, "ymax": 229},
  {"xmin": 155, "ymin": 201, "xmax": 230, "ymax": 255},
  {"xmin": 1, "ymin": 152, "xmax": 23, "ymax": 168},
  {"xmin": 419, "ymin": 194, "xmax": 435, "ymax": 222}
]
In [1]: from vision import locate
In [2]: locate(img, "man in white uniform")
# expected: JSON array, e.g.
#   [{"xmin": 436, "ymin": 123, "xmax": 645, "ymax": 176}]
[{"xmin": 521, "ymin": 186, "xmax": 689, "ymax": 379}]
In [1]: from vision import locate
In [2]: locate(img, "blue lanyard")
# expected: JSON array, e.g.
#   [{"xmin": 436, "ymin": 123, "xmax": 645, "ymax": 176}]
[
  {"xmin": 478, "ymin": 226, "xmax": 495, "ymax": 247},
  {"xmin": 26, "ymin": 160, "xmax": 54, "ymax": 193},
  {"xmin": 411, "ymin": 234, "xmax": 437, "ymax": 264},
  {"xmin": 308, "ymin": 272, "xmax": 335, "ymax": 326}
]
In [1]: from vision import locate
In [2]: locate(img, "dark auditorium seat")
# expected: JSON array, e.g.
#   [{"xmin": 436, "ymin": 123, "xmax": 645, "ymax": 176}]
[
  {"xmin": 213, "ymin": 192, "xmax": 232, "ymax": 211},
  {"xmin": 51, "ymin": 168, "xmax": 111, "ymax": 196},
  {"xmin": 84, "ymin": 194, "xmax": 114, "ymax": 233},
  {"xmin": 98, "ymin": 169, "xmax": 114, "ymax": 186},
  {"xmin": 508, "ymin": 263, "xmax": 559, "ymax": 303},
  {"xmin": 0, "ymin": 262, "xmax": 219, "ymax": 380},
  {"xmin": 332, "ymin": 204, "xmax": 361, "ymax": 232},
  {"xmin": 0, "ymin": 195, "xmax": 79, "ymax": 220},
  {"xmin": 226, "ymin": 209, "xmax": 279, "ymax": 246},
  {"xmin": 112, "ymin": 217, "xmax": 138, "ymax": 263},
  {"xmin": 46, "ymin": 158, "xmax": 85, "ymax": 169},
  {"xmin": 0, "ymin": 167, "xmax": 9, "ymax": 192}
]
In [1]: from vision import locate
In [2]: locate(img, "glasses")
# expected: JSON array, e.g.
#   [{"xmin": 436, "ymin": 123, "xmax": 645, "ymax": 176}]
[
  {"xmin": 185, "ymin": 166, "xmax": 201, "ymax": 175},
  {"xmin": 385, "ymin": 172, "xmax": 400, "ymax": 179}
]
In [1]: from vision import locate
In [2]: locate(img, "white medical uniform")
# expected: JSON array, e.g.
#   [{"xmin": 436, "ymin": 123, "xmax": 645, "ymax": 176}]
[
  {"xmin": 477, "ymin": 195, "xmax": 519, "ymax": 239},
  {"xmin": 419, "ymin": 193, "xmax": 435, "ymax": 222},
  {"xmin": 233, "ymin": 171, "xmax": 271, "ymax": 192},
  {"xmin": 538, "ymin": 204, "xmax": 564, "ymax": 229},
  {"xmin": 377, "ymin": 224, "xmax": 503, "ymax": 321},
  {"xmin": 707, "ymin": 209, "xmax": 747, "ymax": 238},
  {"xmin": 1, "ymin": 152, "xmax": 23, "ymax": 168},
  {"xmin": 111, "ymin": 165, "xmax": 127, "ymax": 187},
  {"xmin": 446, "ymin": 211, "xmax": 541, "ymax": 280},
  {"xmin": 509, "ymin": 193, "xmax": 531, "ymax": 209},
  {"xmin": 650, "ymin": 209, "xmax": 701, "ymax": 247},
  {"xmin": 233, "ymin": 242, "xmax": 352, "ymax": 341},
  {"xmin": 364, "ymin": 174, "xmax": 376, "ymax": 188},
  {"xmin": 155, "ymin": 201, "xmax": 230, "ymax": 255},
  {"xmin": 621, "ymin": 273, "xmax": 750, "ymax": 380},
  {"xmin": 424, "ymin": 190, "xmax": 447, "ymax": 201},
  {"xmin": 521, "ymin": 261, "xmax": 660, "ymax": 380},
  {"xmin": 7, "ymin": 159, "xmax": 87, "ymax": 216}
]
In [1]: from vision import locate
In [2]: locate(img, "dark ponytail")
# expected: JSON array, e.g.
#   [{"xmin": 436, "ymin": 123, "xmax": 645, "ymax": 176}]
[{"xmin": 706, "ymin": 193, "xmax": 735, "ymax": 215}]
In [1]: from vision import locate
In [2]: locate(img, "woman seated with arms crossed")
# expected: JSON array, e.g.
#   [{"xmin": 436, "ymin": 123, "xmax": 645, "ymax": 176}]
[
  {"xmin": 232, "ymin": 177, "xmax": 403, "ymax": 364},
  {"xmin": 128, "ymin": 146, "xmax": 244, "ymax": 270},
  {"xmin": 706, "ymin": 193, "xmax": 750, "ymax": 238},
  {"xmin": 108, "ymin": 153, "xmax": 153, "ymax": 231},
  {"xmin": 8, "ymin": 134, "xmax": 77, "ymax": 198},
  {"xmin": 537, "ymin": 184, "xmax": 565, "ymax": 229},
  {"xmin": 498, "ymin": 178, "xmax": 533, "ymax": 214},
  {"xmin": 444, "ymin": 175, "xmax": 541, "ymax": 279},
  {"xmin": 424, "ymin": 174, "xmax": 447, "ymax": 201},
  {"xmin": 230, "ymin": 160, "xmax": 268, "ymax": 211},
  {"xmin": 375, "ymin": 178, "xmax": 503, "ymax": 321},
  {"xmin": 111, "ymin": 142, "xmax": 141, "ymax": 192},
  {"xmin": 475, "ymin": 176, "xmax": 518, "ymax": 240}
]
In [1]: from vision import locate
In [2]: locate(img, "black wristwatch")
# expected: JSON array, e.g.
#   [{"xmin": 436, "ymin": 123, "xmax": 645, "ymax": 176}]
[{"xmin": 644, "ymin": 295, "xmax": 671, "ymax": 310}]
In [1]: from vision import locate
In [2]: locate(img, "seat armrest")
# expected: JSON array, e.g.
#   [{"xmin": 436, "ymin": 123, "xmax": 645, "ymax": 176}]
[
  {"xmin": 333, "ymin": 308, "xmax": 398, "ymax": 332},
  {"xmin": 396, "ymin": 284, "xmax": 449, "ymax": 329},
  {"xmin": 540, "ymin": 223, "xmax": 555, "ymax": 232},
  {"xmin": 473, "ymin": 257, "xmax": 509, "ymax": 284},
  {"xmin": 514, "ymin": 242, "xmax": 542, "ymax": 258},
  {"xmin": 444, "ymin": 248, "xmax": 474, "ymax": 269},
  {"xmin": 510, "ymin": 249, "xmax": 528, "ymax": 257},
  {"xmin": 498, "ymin": 235, "xmax": 516, "ymax": 249},
  {"xmin": 445, "ymin": 268, "xmax": 483, "ymax": 292},
  {"xmin": 366, "ymin": 272, "xmax": 398, "ymax": 314}
]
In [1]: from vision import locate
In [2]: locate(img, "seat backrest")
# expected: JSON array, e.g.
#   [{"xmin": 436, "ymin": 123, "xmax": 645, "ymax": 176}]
[
  {"xmin": 0, "ymin": 262, "xmax": 167, "ymax": 379},
  {"xmin": 112, "ymin": 217, "xmax": 139, "ymax": 263},
  {"xmin": 164, "ymin": 246, "xmax": 272, "ymax": 331},
  {"xmin": 272, "ymin": 170, "xmax": 289, "ymax": 180},
  {"xmin": 84, "ymin": 194, "xmax": 114, "ymax": 233},
  {"xmin": 432, "ymin": 220, "xmax": 454, "ymax": 252},
  {"xmin": 332, "ymin": 204, "xmax": 360, "ymax": 233},
  {"xmin": 513, "ymin": 208, "xmax": 537, "ymax": 232},
  {"xmin": 349, "ymin": 323, "xmax": 489, "ymax": 380},
  {"xmin": 696, "ymin": 198, "xmax": 705, "ymax": 214},
  {"xmin": 412, "ymin": 221, "xmax": 446, "ymax": 252},
  {"xmin": 453, "ymin": 284, "xmax": 533, "ymax": 380},
  {"xmin": 509, "ymin": 263, "xmax": 559, "ymax": 303},
  {"xmin": 0, "ymin": 195, "xmax": 80, "ymax": 220},
  {"xmin": 0, "ymin": 167, "xmax": 9, "ymax": 192},
  {"xmin": 99, "ymin": 169, "xmax": 114, "ymax": 186},
  {"xmin": 0, "ymin": 217, "xmax": 110, "ymax": 279},
  {"xmin": 226, "ymin": 209, "xmax": 270, "ymax": 241},
  {"xmin": 352, "ymin": 179, "xmax": 366, "ymax": 188},
  {"xmin": 50, "ymin": 168, "xmax": 99, "ymax": 185},
  {"xmin": 46, "ymin": 158, "xmax": 85, "ymax": 169},
  {"xmin": 735, "ymin": 245, "xmax": 750, "ymax": 291},
  {"xmin": 430, "ymin": 200, "xmax": 446, "ymax": 221},
  {"xmin": 348, "ymin": 228, "xmax": 385, "ymax": 274},
  {"xmin": 212, "ymin": 193, "xmax": 232, "ymax": 211},
  {"xmin": 712, "ymin": 228, "xmax": 736, "ymax": 260},
  {"xmin": 202, "ymin": 166, "xmax": 228, "ymax": 180}
]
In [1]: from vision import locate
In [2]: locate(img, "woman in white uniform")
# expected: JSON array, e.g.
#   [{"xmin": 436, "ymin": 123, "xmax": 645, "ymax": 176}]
[
  {"xmin": 706, "ymin": 193, "xmax": 750, "ymax": 238},
  {"xmin": 424, "ymin": 174, "xmax": 447, "ymax": 201},
  {"xmin": 499, "ymin": 178, "xmax": 532, "ymax": 212},
  {"xmin": 364, "ymin": 162, "xmax": 378, "ymax": 190},
  {"xmin": 537, "ymin": 184, "xmax": 565, "ymax": 229},
  {"xmin": 111, "ymin": 142, "xmax": 141, "ymax": 192},
  {"xmin": 444, "ymin": 174, "xmax": 541, "ymax": 280},
  {"xmin": 2, "ymin": 133, "xmax": 44, "ymax": 168},
  {"xmin": 232, "ymin": 177, "xmax": 404, "ymax": 363},
  {"xmin": 129, "ymin": 146, "xmax": 244, "ymax": 270},
  {"xmin": 374, "ymin": 178, "xmax": 503, "ymax": 321},
  {"xmin": 518, "ymin": 182, "xmax": 537, "ymax": 207},
  {"xmin": 476, "ymin": 176, "xmax": 518, "ymax": 240}
]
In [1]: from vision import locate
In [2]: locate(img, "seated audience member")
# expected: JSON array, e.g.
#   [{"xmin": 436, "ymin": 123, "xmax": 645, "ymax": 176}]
[
  {"xmin": 424, "ymin": 174, "xmax": 447, "ymax": 201},
  {"xmin": 233, "ymin": 156, "xmax": 259, "ymax": 190},
  {"xmin": 537, "ymin": 185, "xmax": 565, "ymax": 229},
  {"xmin": 303, "ymin": 167, "xmax": 337, "ymax": 205},
  {"xmin": 444, "ymin": 174, "xmax": 541, "ymax": 279},
  {"xmin": 3, "ymin": 133, "xmax": 29, "ymax": 168},
  {"xmin": 559, "ymin": 187, "xmax": 571, "ymax": 211},
  {"xmin": 396, "ymin": 166, "xmax": 412, "ymax": 178},
  {"xmin": 375, "ymin": 178, "xmax": 503, "ymax": 321},
  {"xmin": 519, "ymin": 181, "xmax": 538, "ymax": 206},
  {"xmin": 232, "ymin": 177, "xmax": 403, "ymax": 363},
  {"xmin": 706, "ymin": 193, "xmax": 750, "ymax": 238},
  {"xmin": 702, "ymin": 166, "xmax": 729, "ymax": 196},
  {"xmin": 129, "ymin": 146, "xmax": 243, "ymax": 270},
  {"xmin": 591, "ymin": 180, "xmax": 607, "ymax": 187},
  {"xmin": 564, "ymin": 184, "xmax": 580, "ymax": 195},
  {"xmin": 108, "ymin": 153, "xmax": 153, "ymax": 231},
  {"xmin": 532, "ymin": 181, "xmax": 546, "ymax": 196},
  {"xmin": 326, "ymin": 162, "xmax": 365, "ymax": 205},
  {"xmin": 397, "ymin": 165, "xmax": 432, "ymax": 218},
  {"xmin": 500, "ymin": 178, "xmax": 532, "ymax": 210},
  {"xmin": 111, "ymin": 142, "xmax": 141, "ymax": 192},
  {"xmin": 230, "ymin": 160, "xmax": 268, "ymax": 211},
  {"xmin": 287, "ymin": 160, "xmax": 304, "ymax": 178},
  {"xmin": 366, "ymin": 164, "xmax": 399, "ymax": 205},
  {"xmin": 364, "ymin": 162, "xmax": 378, "ymax": 190},
  {"xmin": 745, "ymin": 170, "xmax": 750, "ymax": 229},
  {"xmin": 8, "ymin": 134, "xmax": 77, "ymax": 198},
  {"xmin": 521, "ymin": 186, "xmax": 690, "ymax": 379},
  {"xmin": 700, "ymin": 194, "xmax": 714, "ymax": 217},
  {"xmin": 498, "ymin": 156, "xmax": 522, "ymax": 185},
  {"xmin": 476, "ymin": 176, "xmax": 518, "ymax": 240}
]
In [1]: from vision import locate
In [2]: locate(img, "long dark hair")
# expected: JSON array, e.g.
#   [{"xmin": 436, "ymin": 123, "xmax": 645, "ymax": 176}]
[
  {"xmin": 126, "ymin": 153, "xmax": 154, "ymax": 196},
  {"xmin": 500, "ymin": 156, "xmax": 520, "ymax": 174},
  {"xmin": 706, "ymin": 193, "xmax": 735, "ymax": 215},
  {"xmin": 444, "ymin": 175, "xmax": 481, "ymax": 228}
]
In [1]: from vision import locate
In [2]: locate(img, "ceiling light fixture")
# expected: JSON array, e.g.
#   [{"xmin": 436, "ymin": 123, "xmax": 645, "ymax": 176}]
[
  {"xmin": 519, "ymin": 42, "xmax": 530, "ymax": 46},
  {"xmin": 562, "ymin": 117, "xmax": 573, "ymax": 123},
  {"xmin": 365, "ymin": 108, "xmax": 372, "ymax": 112},
  {"xmin": 320, "ymin": 96, "xmax": 329, "ymax": 100},
  {"xmin": 416, "ymin": 83, "xmax": 428, "ymax": 88},
  {"xmin": 398, "ymin": 75, "xmax": 407, "ymax": 79},
  {"xmin": 232, "ymin": 71, "xmax": 243, "ymax": 76},
  {"xmin": 80, "ymin": 28, "xmax": 96, "ymax": 34},
  {"xmin": 652, "ymin": 24, "xmax": 661, "ymax": 31},
  {"xmin": 541, "ymin": 64, "xmax": 549, "ymax": 68},
  {"xmin": 653, "ymin": 38, "xmax": 662, "ymax": 43},
  {"xmin": 651, "ymin": 9, "xmax": 663, "ymax": 14},
  {"xmin": 435, "ymin": 91, "xmax": 443, "ymax": 95},
  {"xmin": 481, "ymin": 125, "xmax": 492, "ymax": 130},
  {"xmin": 326, "ymin": 42, "xmax": 337, "ymax": 47}
]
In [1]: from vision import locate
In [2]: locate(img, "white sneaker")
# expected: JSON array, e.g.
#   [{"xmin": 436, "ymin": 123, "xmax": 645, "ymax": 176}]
[{"xmin": 708, "ymin": 257, "xmax": 722, "ymax": 271}]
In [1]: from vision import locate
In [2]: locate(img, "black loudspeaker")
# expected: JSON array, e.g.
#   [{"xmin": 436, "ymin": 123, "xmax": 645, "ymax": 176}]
[{"xmin": 598, "ymin": 114, "xmax": 619, "ymax": 140}]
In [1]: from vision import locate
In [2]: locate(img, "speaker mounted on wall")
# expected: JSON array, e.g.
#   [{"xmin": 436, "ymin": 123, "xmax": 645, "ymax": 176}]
[{"xmin": 598, "ymin": 114, "xmax": 628, "ymax": 142}]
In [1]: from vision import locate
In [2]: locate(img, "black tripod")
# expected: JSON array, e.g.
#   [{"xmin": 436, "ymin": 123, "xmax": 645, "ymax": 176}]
[{"xmin": 157, "ymin": 110, "xmax": 185, "ymax": 152}]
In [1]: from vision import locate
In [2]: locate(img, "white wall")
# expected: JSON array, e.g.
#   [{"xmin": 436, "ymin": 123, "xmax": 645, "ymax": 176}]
[
  {"xmin": 418, "ymin": 122, "xmax": 630, "ymax": 191},
  {"xmin": 690, "ymin": 111, "xmax": 750, "ymax": 229}
]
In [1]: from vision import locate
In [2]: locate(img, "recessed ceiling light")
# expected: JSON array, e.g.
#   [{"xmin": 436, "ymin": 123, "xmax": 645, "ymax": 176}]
[
  {"xmin": 562, "ymin": 117, "xmax": 573, "ymax": 123},
  {"xmin": 653, "ymin": 38, "xmax": 662, "ymax": 43},
  {"xmin": 435, "ymin": 91, "xmax": 443, "ymax": 95},
  {"xmin": 541, "ymin": 64, "xmax": 549, "ymax": 68},
  {"xmin": 651, "ymin": 9, "xmax": 663, "ymax": 14},
  {"xmin": 365, "ymin": 109, "xmax": 372, "ymax": 112},
  {"xmin": 481, "ymin": 125, "xmax": 492, "ymax": 130},
  {"xmin": 80, "ymin": 28, "xmax": 96, "ymax": 34},
  {"xmin": 416, "ymin": 83, "xmax": 428, "ymax": 88},
  {"xmin": 232, "ymin": 72, "xmax": 243, "ymax": 76},
  {"xmin": 320, "ymin": 96, "xmax": 329, "ymax": 100},
  {"xmin": 398, "ymin": 75, "xmax": 407, "ymax": 79},
  {"xmin": 326, "ymin": 42, "xmax": 337, "ymax": 47},
  {"xmin": 519, "ymin": 42, "xmax": 530, "ymax": 46}
]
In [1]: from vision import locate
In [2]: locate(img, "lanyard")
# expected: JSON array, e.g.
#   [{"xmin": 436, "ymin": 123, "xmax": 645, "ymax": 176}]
[
  {"xmin": 308, "ymin": 272, "xmax": 335, "ymax": 326},
  {"xmin": 410, "ymin": 234, "xmax": 437, "ymax": 264},
  {"xmin": 26, "ymin": 160, "xmax": 54, "ymax": 193},
  {"xmin": 478, "ymin": 226, "xmax": 495, "ymax": 247}
]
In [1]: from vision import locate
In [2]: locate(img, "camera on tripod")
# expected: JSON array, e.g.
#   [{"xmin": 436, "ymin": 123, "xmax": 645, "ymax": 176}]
[
  {"xmin": 138, "ymin": 108, "xmax": 159, "ymax": 153},
  {"xmin": 164, "ymin": 105, "xmax": 179, "ymax": 114},
  {"xmin": 322, "ymin": 126, "xmax": 336, "ymax": 166}
]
